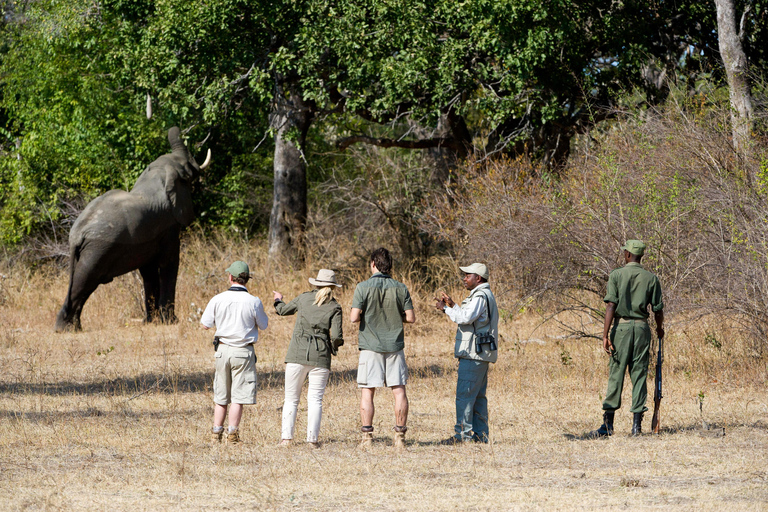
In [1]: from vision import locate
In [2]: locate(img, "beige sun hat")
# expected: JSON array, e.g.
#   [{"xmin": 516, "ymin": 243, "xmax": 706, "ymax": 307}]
[{"xmin": 308, "ymin": 269, "xmax": 342, "ymax": 288}]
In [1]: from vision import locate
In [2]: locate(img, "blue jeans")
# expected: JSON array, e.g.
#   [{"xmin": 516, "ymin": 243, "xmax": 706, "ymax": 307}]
[{"xmin": 455, "ymin": 359, "xmax": 490, "ymax": 442}]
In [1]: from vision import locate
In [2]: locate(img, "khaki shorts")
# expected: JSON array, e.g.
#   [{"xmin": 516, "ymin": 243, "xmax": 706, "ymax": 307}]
[
  {"xmin": 357, "ymin": 349, "xmax": 408, "ymax": 388},
  {"xmin": 213, "ymin": 344, "xmax": 257, "ymax": 405}
]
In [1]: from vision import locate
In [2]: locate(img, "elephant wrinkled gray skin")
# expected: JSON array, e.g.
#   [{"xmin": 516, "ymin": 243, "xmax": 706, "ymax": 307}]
[{"xmin": 55, "ymin": 127, "xmax": 211, "ymax": 332}]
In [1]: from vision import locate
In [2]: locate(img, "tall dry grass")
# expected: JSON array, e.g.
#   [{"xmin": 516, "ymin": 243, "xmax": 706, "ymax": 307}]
[{"xmin": 1, "ymin": 231, "xmax": 767, "ymax": 510}]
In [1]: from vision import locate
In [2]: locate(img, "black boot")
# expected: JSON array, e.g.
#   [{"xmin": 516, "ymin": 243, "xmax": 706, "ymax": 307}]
[
  {"xmin": 593, "ymin": 411, "xmax": 614, "ymax": 437},
  {"xmin": 631, "ymin": 412, "xmax": 643, "ymax": 436}
]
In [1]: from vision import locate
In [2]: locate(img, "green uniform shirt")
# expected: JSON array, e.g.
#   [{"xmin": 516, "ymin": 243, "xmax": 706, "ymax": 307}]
[
  {"xmin": 275, "ymin": 290, "xmax": 343, "ymax": 370},
  {"xmin": 603, "ymin": 262, "xmax": 664, "ymax": 318},
  {"xmin": 351, "ymin": 273, "xmax": 413, "ymax": 353}
]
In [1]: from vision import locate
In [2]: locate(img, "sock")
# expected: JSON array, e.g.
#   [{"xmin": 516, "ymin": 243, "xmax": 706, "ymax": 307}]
[
  {"xmin": 212, "ymin": 426, "xmax": 224, "ymax": 433},
  {"xmin": 228, "ymin": 426, "xmax": 238, "ymax": 433}
]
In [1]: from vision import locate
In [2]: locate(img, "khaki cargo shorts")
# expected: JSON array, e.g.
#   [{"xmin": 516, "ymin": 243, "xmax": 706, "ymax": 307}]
[
  {"xmin": 357, "ymin": 349, "xmax": 408, "ymax": 388},
  {"xmin": 213, "ymin": 344, "xmax": 257, "ymax": 405}
]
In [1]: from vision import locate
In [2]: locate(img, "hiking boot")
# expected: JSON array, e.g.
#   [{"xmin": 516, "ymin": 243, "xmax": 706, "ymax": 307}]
[
  {"xmin": 211, "ymin": 427, "xmax": 224, "ymax": 443},
  {"xmin": 360, "ymin": 431, "xmax": 373, "ymax": 448},
  {"xmin": 631, "ymin": 412, "xmax": 643, "ymax": 436},
  {"xmin": 393, "ymin": 425, "xmax": 407, "ymax": 450},
  {"xmin": 227, "ymin": 430, "xmax": 241, "ymax": 445},
  {"xmin": 439, "ymin": 436, "xmax": 463, "ymax": 446},
  {"xmin": 590, "ymin": 411, "xmax": 614, "ymax": 438}
]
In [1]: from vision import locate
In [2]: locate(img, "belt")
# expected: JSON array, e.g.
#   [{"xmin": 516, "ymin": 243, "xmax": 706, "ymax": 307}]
[
  {"xmin": 303, "ymin": 333, "xmax": 328, "ymax": 359},
  {"xmin": 618, "ymin": 318, "xmax": 647, "ymax": 323}
]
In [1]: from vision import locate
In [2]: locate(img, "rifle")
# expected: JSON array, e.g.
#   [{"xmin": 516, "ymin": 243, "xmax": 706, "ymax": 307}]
[{"xmin": 651, "ymin": 333, "xmax": 664, "ymax": 434}]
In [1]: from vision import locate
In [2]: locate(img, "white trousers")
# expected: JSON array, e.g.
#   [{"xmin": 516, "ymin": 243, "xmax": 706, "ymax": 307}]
[{"xmin": 282, "ymin": 363, "xmax": 330, "ymax": 443}]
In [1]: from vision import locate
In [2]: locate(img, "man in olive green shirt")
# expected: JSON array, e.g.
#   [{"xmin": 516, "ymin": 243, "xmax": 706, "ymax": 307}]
[
  {"xmin": 593, "ymin": 240, "xmax": 664, "ymax": 437},
  {"xmin": 351, "ymin": 247, "xmax": 415, "ymax": 448}
]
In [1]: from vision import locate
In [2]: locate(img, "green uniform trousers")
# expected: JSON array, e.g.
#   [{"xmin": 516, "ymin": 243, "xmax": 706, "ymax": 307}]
[{"xmin": 602, "ymin": 320, "xmax": 651, "ymax": 414}]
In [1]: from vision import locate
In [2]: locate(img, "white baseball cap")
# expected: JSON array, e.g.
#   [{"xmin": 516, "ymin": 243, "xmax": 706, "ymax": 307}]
[{"xmin": 459, "ymin": 263, "xmax": 489, "ymax": 280}]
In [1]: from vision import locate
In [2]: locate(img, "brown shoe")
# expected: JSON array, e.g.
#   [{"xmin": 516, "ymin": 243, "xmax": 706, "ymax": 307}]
[
  {"xmin": 360, "ymin": 431, "xmax": 373, "ymax": 448},
  {"xmin": 227, "ymin": 430, "xmax": 241, "ymax": 445},
  {"xmin": 211, "ymin": 428, "xmax": 224, "ymax": 443},
  {"xmin": 393, "ymin": 432, "xmax": 406, "ymax": 450}
]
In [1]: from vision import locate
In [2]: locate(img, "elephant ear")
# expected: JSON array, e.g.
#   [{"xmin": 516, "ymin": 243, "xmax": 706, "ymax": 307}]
[{"xmin": 165, "ymin": 164, "xmax": 195, "ymax": 227}]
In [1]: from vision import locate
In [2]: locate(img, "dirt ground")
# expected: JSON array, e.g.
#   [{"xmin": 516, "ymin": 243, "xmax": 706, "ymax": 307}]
[{"xmin": 1, "ymin": 258, "xmax": 767, "ymax": 511}]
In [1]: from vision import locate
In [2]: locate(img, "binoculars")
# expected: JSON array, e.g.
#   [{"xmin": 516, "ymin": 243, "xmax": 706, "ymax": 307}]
[{"xmin": 475, "ymin": 333, "xmax": 497, "ymax": 353}]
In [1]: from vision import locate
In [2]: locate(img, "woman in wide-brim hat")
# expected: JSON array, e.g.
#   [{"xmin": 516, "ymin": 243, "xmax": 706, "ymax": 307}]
[{"xmin": 273, "ymin": 269, "xmax": 344, "ymax": 447}]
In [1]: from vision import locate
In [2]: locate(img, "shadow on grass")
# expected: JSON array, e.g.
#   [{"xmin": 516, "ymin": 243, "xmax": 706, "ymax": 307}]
[
  {"xmin": 0, "ymin": 407, "xmax": 203, "ymax": 422},
  {"xmin": 562, "ymin": 421, "xmax": 751, "ymax": 441},
  {"xmin": 0, "ymin": 363, "xmax": 447, "ymax": 397}
]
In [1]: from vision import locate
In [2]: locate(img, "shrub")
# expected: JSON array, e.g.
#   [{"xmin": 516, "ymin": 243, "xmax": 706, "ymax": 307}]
[{"xmin": 422, "ymin": 93, "xmax": 768, "ymax": 356}]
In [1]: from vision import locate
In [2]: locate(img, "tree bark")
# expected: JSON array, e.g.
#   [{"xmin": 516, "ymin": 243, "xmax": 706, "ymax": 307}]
[
  {"xmin": 268, "ymin": 76, "xmax": 314, "ymax": 266},
  {"xmin": 715, "ymin": 0, "xmax": 754, "ymax": 153}
]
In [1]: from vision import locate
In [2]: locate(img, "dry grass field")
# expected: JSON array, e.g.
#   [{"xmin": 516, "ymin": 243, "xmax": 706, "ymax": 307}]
[{"xmin": 1, "ymin": 235, "xmax": 767, "ymax": 511}]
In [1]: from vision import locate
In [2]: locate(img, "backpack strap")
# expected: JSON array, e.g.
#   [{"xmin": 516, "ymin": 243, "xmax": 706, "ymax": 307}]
[{"xmin": 471, "ymin": 288, "xmax": 490, "ymax": 334}]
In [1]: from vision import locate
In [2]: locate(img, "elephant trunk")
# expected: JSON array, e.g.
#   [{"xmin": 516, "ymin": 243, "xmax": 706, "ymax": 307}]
[
  {"xmin": 168, "ymin": 126, "xmax": 211, "ymax": 170},
  {"xmin": 167, "ymin": 127, "xmax": 189, "ymax": 158}
]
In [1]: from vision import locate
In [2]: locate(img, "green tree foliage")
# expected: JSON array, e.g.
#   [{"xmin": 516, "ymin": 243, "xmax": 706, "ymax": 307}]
[
  {"xmin": 0, "ymin": 0, "xmax": 277, "ymax": 243},
  {"xmin": 0, "ymin": 0, "xmax": 156, "ymax": 242},
  {"xmin": 294, "ymin": 0, "xmax": 746, "ymax": 164},
  {"xmin": 0, "ymin": 0, "xmax": 765, "ymax": 247}
]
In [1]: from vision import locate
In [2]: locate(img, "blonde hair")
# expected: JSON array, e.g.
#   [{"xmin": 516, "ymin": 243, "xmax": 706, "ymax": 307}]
[{"xmin": 313, "ymin": 286, "xmax": 334, "ymax": 306}]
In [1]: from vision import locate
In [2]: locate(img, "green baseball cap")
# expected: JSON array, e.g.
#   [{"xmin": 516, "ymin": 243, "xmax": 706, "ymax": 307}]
[
  {"xmin": 621, "ymin": 240, "xmax": 646, "ymax": 256},
  {"xmin": 225, "ymin": 261, "xmax": 250, "ymax": 276}
]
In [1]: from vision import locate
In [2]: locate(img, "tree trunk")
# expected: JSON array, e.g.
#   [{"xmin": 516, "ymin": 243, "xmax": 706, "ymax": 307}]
[
  {"xmin": 715, "ymin": 0, "xmax": 754, "ymax": 153},
  {"xmin": 268, "ymin": 77, "xmax": 314, "ymax": 266}
]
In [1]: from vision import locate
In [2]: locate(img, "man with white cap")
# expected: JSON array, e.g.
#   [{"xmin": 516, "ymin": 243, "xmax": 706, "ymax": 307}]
[
  {"xmin": 201, "ymin": 261, "xmax": 269, "ymax": 444},
  {"xmin": 435, "ymin": 262, "xmax": 499, "ymax": 444}
]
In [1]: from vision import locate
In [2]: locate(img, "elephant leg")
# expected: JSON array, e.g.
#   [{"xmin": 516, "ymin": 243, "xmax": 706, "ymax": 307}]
[
  {"xmin": 56, "ymin": 263, "xmax": 101, "ymax": 332},
  {"xmin": 139, "ymin": 264, "xmax": 161, "ymax": 323},
  {"xmin": 157, "ymin": 234, "xmax": 180, "ymax": 324}
]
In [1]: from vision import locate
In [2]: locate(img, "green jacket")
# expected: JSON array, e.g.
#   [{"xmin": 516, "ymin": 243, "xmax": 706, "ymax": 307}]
[
  {"xmin": 274, "ymin": 290, "xmax": 344, "ymax": 370},
  {"xmin": 603, "ymin": 262, "xmax": 664, "ymax": 319}
]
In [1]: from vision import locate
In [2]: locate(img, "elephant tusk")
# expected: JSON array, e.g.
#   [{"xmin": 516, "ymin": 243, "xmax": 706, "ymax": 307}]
[{"xmin": 199, "ymin": 149, "xmax": 211, "ymax": 170}]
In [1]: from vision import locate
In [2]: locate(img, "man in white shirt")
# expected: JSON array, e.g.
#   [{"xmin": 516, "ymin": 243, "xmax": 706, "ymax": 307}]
[
  {"xmin": 435, "ymin": 263, "xmax": 499, "ymax": 444},
  {"xmin": 201, "ymin": 261, "xmax": 269, "ymax": 444}
]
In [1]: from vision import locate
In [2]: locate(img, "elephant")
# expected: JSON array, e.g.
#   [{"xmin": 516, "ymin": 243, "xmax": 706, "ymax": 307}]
[{"xmin": 54, "ymin": 127, "xmax": 211, "ymax": 332}]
